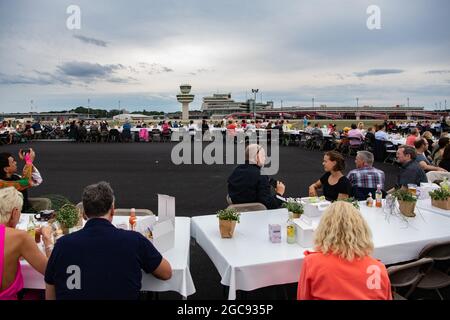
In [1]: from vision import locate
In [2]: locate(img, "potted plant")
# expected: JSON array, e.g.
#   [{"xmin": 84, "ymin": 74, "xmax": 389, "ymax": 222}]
[
  {"xmin": 339, "ymin": 197, "xmax": 360, "ymax": 209},
  {"xmin": 216, "ymin": 208, "xmax": 240, "ymax": 238},
  {"xmin": 56, "ymin": 203, "xmax": 81, "ymax": 234},
  {"xmin": 282, "ymin": 201, "xmax": 304, "ymax": 219},
  {"xmin": 392, "ymin": 189, "xmax": 417, "ymax": 217},
  {"xmin": 429, "ymin": 187, "xmax": 450, "ymax": 210}
]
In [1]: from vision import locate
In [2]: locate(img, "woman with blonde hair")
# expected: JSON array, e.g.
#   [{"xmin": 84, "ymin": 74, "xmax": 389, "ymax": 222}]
[
  {"xmin": 297, "ymin": 201, "xmax": 392, "ymax": 300},
  {"xmin": 0, "ymin": 187, "xmax": 53, "ymax": 300}
]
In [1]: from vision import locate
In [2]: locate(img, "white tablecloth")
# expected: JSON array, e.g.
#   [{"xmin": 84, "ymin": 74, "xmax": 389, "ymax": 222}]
[
  {"xmin": 416, "ymin": 199, "xmax": 450, "ymax": 218},
  {"xmin": 18, "ymin": 216, "xmax": 196, "ymax": 298},
  {"xmin": 191, "ymin": 204, "xmax": 450, "ymax": 300}
]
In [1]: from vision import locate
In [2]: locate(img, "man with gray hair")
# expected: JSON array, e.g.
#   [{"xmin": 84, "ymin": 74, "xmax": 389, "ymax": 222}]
[
  {"xmin": 227, "ymin": 144, "xmax": 286, "ymax": 209},
  {"xmin": 347, "ymin": 151, "xmax": 385, "ymax": 200},
  {"xmin": 395, "ymin": 145, "xmax": 427, "ymax": 188},
  {"xmin": 45, "ymin": 181, "xmax": 172, "ymax": 300}
]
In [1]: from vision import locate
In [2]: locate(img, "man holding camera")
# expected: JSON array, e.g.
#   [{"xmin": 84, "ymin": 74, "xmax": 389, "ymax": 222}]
[{"xmin": 0, "ymin": 148, "xmax": 49, "ymax": 212}]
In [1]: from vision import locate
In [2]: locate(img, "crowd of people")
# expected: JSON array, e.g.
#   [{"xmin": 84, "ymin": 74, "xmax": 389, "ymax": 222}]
[{"xmin": 2, "ymin": 116, "xmax": 450, "ymax": 300}]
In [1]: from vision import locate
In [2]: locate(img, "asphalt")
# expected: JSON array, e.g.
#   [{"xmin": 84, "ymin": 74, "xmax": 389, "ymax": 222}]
[{"xmin": 2, "ymin": 140, "xmax": 446, "ymax": 300}]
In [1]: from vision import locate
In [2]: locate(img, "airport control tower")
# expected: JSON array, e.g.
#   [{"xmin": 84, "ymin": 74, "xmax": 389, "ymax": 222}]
[{"xmin": 176, "ymin": 84, "xmax": 195, "ymax": 121}]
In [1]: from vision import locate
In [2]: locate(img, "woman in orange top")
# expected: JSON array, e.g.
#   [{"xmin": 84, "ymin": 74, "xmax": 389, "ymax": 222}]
[{"xmin": 297, "ymin": 201, "xmax": 392, "ymax": 300}]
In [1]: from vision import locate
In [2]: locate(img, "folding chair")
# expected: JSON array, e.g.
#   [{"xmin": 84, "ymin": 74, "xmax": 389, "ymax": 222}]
[
  {"xmin": 383, "ymin": 141, "xmax": 397, "ymax": 164},
  {"xmin": 387, "ymin": 258, "xmax": 434, "ymax": 299},
  {"xmin": 417, "ymin": 240, "xmax": 450, "ymax": 300},
  {"xmin": 347, "ymin": 137, "xmax": 363, "ymax": 156}
]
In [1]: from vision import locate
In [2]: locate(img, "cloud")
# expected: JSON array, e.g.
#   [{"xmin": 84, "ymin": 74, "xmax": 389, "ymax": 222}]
[
  {"xmin": 426, "ymin": 70, "xmax": 450, "ymax": 74},
  {"xmin": 0, "ymin": 71, "xmax": 71, "ymax": 86},
  {"xmin": 138, "ymin": 62, "xmax": 174, "ymax": 74},
  {"xmin": 55, "ymin": 62, "xmax": 130, "ymax": 84},
  {"xmin": 73, "ymin": 35, "xmax": 108, "ymax": 47},
  {"xmin": 188, "ymin": 68, "xmax": 214, "ymax": 76},
  {"xmin": 0, "ymin": 62, "xmax": 132, "ymax": 86},
  {"xmin": 354, "ymin": 69, "xmax": 405, "ymax": 78}
]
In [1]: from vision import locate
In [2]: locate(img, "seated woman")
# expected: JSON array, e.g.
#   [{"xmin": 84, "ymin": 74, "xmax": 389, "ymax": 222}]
[
  {"xmin": 0, "ymin": 187, "xmax": 53, "ymax": 300},
  {"xmin": 439, "ymin": 144, "xmax": 450, "ymax": 172},
  {"xmin": 309, "ymin": 151, "xmax": 352, "ymax": 201},
  {"xmin": 432, "ymin": 137, "xmax": 450, "ymax": 166},
  {"xmin": 297, "ymin": 201, "xmax": 392, "ymax": 300}
]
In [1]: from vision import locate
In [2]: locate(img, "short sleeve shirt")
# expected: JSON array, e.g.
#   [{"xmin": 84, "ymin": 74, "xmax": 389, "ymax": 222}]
[
  {"xmin": 320, "ymin": 172, "xmax": 352, "ymax": 201},
  {"xmin": 45, "ymin": 218, "xmax": 162, "ymax": 300}
]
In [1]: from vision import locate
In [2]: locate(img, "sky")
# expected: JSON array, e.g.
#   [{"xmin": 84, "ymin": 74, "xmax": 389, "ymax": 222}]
[{"xmin": 0, "ymin": 0, "xmax": 449, "ymax": 113}]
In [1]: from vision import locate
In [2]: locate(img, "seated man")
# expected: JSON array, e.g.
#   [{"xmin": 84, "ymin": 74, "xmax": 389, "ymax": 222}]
[
  {"xmin": 311, "ymin": 123, "xmax": 323, "ymax": 138},
  {"xmin": 374, "ymin": 124, "xmax": 389, "ymax": 141},
  {"xmin": 347, "ymin": 151, "xmax": 385, "ymax": 200},
  {"xmin": 0, "ymin": 149, "xmax": 47, "ymax": 212},
  {"xmin": 395, "ymin": 145, "xmax": 428, "ymax": 188},
  {"xmin": 227, "ymin": 144, "xmax": 285, "ymax": 209},
  {"xmin": 45, "ymin": 181, "xmax": 172, "ymax": 300},
  {"xmin": 414, "ymin": 138, "xmax": 447, "ymax": 173}
]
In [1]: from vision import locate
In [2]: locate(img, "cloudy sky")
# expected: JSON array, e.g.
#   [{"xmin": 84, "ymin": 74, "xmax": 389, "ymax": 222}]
[{"xmin": 0, "ymin": 0, "xmax": 449, "ymax": 112}]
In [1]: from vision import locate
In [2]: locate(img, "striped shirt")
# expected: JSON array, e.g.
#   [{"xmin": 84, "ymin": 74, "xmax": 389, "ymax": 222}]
[{"xmin": 347, "ymin": 166, "xmax": 385, "ymax": 189}]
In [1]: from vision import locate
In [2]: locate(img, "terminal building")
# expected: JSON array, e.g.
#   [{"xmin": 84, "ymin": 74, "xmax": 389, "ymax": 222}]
[
  {"xmin": 201, "ymin": 93, "xmax": 274, "ymax": 119},
  {"xmin": 201, "ymin": 93, "xmax": 443, "ymax": 120}
]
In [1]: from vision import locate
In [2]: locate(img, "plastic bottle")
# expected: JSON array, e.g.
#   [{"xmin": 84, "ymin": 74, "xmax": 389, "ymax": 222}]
[
  {"xmin": 375, "ymin": 184, "xmax": 382, "ymax": 208},
  {"xmin": 129, "ymin": 208, "xmax": 137, "ymax": 231},
  {"xmin": 27, "ymin": 216, "xmax": 36, "ymax": 239},
  {"xmin": 366, "ymin": 193, "xmax": 373, "ymax": 207},
  {"xmin": 286, "ymin": 213, "xmax": 296, "ymax": 244}
]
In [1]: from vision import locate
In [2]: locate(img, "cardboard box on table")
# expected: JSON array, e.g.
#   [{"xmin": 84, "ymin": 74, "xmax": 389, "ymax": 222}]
[{"xmin": 135, "ymin": 194, "xmax": 175, "ymax": 253}]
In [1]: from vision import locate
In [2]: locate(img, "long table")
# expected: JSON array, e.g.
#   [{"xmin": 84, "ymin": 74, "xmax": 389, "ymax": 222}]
[
  {"xmin": 191, "ymin": 204, "xmax": 450, "ymax": 300},
  {"xmin": 18, "ymin": 215, "xmax": 196, "ymax": 299}
]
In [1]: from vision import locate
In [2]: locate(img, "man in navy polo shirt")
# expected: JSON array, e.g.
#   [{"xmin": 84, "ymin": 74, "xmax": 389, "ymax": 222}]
[{"xmin": 45, "ymin": 181, "xmax": 172, "ymax": 300}]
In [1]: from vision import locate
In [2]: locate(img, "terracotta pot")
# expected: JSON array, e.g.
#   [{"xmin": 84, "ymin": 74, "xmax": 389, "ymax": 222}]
[
  {"xmin": 431, "ymin": 198, "xmax": 450, "ymax": 210},
  {"xmin": 219, "ymin": 219, "xmax": 237, "ymax": 238},
  {"xmin": 398, "ymin": 200, "xmax": 416, "ymax": 217}
]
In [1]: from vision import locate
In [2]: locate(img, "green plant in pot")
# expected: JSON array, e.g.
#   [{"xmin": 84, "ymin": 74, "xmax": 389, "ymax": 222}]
[
  {"xmin": 216, "ymin": 208, "xmax": 240, "ymax": 238},
  {"xmin": 392, "ymin": 188, "xmax": 417, "ymax": 217},
  {"xmin": 339, "ymin": 197, "xmax": 360, "ymax": 209},
  {"xmin": 429, "ymin": 187, "xmax": 450, "ymax": 210},
  {"xmin": 56, "ymin": 203, "xmax": 80, "ymax": 234},
  {"xmin": 282, "ymin": 201, "xmax": 304, "ymax": 219}
]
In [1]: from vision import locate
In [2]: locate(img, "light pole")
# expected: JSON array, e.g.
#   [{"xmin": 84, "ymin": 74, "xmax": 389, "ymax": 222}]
[
  {"xmin": 251, "ymin": 89, "xmax": 259, "ymax": 119},
  {"xmin": 88, "ymin": 98, "xmax": 90, "ymax": 119},
  {"xmin": 312, "ymin": 97, "xmax": 315, "ymax": 109},
  {"xmin": 407, "ymin": 97, "xmax": 410, "ymax": 108},
  {"xmin": 30, "ymin": 99, "xmax": 34, "ymax": 121}
]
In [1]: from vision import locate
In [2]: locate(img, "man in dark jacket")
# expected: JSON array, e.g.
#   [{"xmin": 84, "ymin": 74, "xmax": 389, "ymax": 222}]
[{"xmin": 227, "ymin": 144, "xmax": 286, "ymax": 209}]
